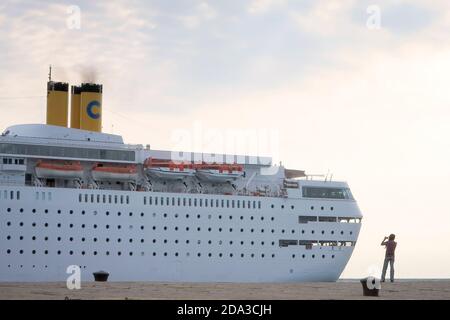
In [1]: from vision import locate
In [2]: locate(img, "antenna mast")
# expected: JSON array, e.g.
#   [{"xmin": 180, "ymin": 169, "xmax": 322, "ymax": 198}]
[{"xmin": 48, "ymin": 65, "xmax": 52, "ymax": 82}]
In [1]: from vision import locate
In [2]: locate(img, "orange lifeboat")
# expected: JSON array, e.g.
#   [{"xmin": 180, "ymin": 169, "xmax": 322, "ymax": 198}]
[
  {"xmin": 91, "ymin": 163, "xmax": 138, "ymax": 182},
  {"xmin": 144, "ymin": 158, "xmax": 195, "ymax": 180},
  {"xmin": 195, "ymin": 162, "xmax": 244, "ymax": 182},
  {"xmin": 35, "ymin": 161, "xmax": 84, "ymax": 180}
]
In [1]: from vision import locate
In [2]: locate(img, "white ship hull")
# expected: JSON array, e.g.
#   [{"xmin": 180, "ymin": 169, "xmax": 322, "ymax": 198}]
[{"xmin": 0, "ymin": 186, "xmax": 361, "ymax": 282}]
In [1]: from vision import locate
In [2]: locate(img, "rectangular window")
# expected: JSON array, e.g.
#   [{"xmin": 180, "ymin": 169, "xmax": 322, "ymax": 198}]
[
  {"xmin": 79, "ymin": 194, "xmax": 82, "ymax": 202},
  {"xmin": 194, "ymin": 198, "xmax": 197, "ymax": 207},
  {"xmin": 114, "ymin": 195, "xmax": 118, "ymax": 204},
  {"xmin": 243, "ymin": 200, "xmax": 246, "ymax": 208},
  {"xmin": 226, "ymin": 200, "xmax": 229, "ymax": 208},
  {"xmin": 126, "ymin": 196, "xmax": 130, "ymax": 204},
  {"xmin": 48, "ymin": 192, "xmax": 52, "ymax": 201},
  {"xmin": 177, "ymin": 198, "xmax": 181, "ymax": 206},
  {"xmin": 84, "ymin": 194, "xmax": 88, "ymax": 202},
  {"xmin": 298, "ymin": 216, "xmax": 318, "ymax": 224},
  {"xmin": 42, "ymin": 192, "xmax": 46, "ymax": 201},
  {"xmin": 10, "ymin": 190, "xmax": 14, "ymax": 199},
  {"xmin": 149, "ymin": 196, "xmax": 152, "ymax": 205},
  {"xmin": 144, "ymin": 197, "xmax": 147, "ymax": 205},
  {"xmin": 253, "ymin": 201, "xmax": 256, "ymax": 209},
  {"xmin": 109, "ymin": 195, "xmax": 112, "ymax": 203},
  {"xmin": 231, "ymin": 200, "xmax": 234, "ymax": 208},
  {"xmin": 103, "ymin": 195, "xmax": 106, "ymax": 203},
  {"xmin": 318, "ymin": 216, "xmax": 337, "ymax": 222},
  {"xmin": 279, "ymin": 239, "xmax": 298, "ymax": 247},
  {"xmin": 166, "ymin": 197, "xmax": 169, "ymax": 206},
  {"xmin": 205, "ymin": 199, "xmax": 208, "ymax": 207},
  {"xmin": 183, "ymin": 198, "xmax": 186, "ymax": 206},
  {"xmin": 258, "ymin": 201, "xmax": 261, "ymax": 209},
  {"xmin": 120, "ymin": 195, "xmax": 123, "ymax": 204},
  {"xmin": 302, "ymin": 186, "xmax": 354, "ymax": 200},
  {"xmin": 188, "ymin": 198, "xmax": 192, "ymax": 207},
  {"xmin": 199, "ymin": 199, "xmax": 203, "ymax": 207},
  {"xmin": 91, "ymin": 194, "xmax": 95, "ymax": 203},
  {"xmin": 172, "ymin": 198, "xmax": 175, "ymax": 206},
  {"xmin": 237, "ymin": 200, "xmax": 240, "ymax": 208}
]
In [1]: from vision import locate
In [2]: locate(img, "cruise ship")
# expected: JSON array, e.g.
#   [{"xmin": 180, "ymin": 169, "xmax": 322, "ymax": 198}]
[{"xmin": 0, "ymin": 77, "xmax": 362, "ymax": 282}]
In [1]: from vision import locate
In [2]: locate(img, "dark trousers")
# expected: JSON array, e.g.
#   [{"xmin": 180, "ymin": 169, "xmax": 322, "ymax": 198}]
[{"xmin": 381, "ymin": 256, "xmax": 395, "ymax": 281}]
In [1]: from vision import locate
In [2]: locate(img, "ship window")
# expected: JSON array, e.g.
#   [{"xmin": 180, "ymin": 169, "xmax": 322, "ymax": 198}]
[
  {"xmin": 126, "ymin": 196, "xmax": 130, "ymax": 204},
  {"xmin": 231, "ymin": 200, "xmax": 234, "ymax": 208},
  {"xmin": 84, "ymin": 194, "xmax": 88, "ymax": 202},
  {"xmin": 221, "ymin": 199, "xmax": 224, "ymax": 208},
  {"xmin": 194, "ymin": 198, "xmax": 197, "ymax": 207},
  {"xmin": 41, "ymin": 192, "xmax": 45, "ymax": 200},
  {"xmin": 177, "ymin": 198, "xmax": 181, "ymax": 206},
  {"xmin": 258, "ymin": 201, "xmax": 261, "ymax": 209},
  {"xmin": 299, "ymin": 216, "xmax": 317, "ymax": 224},
  {"xmin": 120, "ymin": 195, "xmax": 123, "ymax": 204},
  {"xmin": 242, "ymin": 201, "xmax": 245, "ymax": 208},
  {"xmin": 216, "ymin": 199, "xmax": 219, "ymax": 207},
  {"xmin": 108, "ymin": 195, "xmax": 112, "ymax": 203},
  {"xmin": 188, "ymin": 198, "xmax": 192, "ymax": 207},
  {"xmin": 319, "ymin": 216, "xmax": 337, "ymax": 222},
  {"xmin": 172, "ymin": 198, "xmax": 175, "ymax": 206},
  {"xmin": 144, "ymin": 197, "xmax": 147, "ymax": 205},
  {"xmin": 199, "ymin": 199, "xmax": 203, "ymax": 207},
  {"xmin": 114, "ymin": 195, "xmax": 118, "ymax": 204},
  {"xmin": 237, "ymin": 200, "xmax": 240, "ymax": 208},
  {"xmin": 166, "ymin": 197, "xmax": 169, "ymax": 205},
  {"xmin": 102, "ymin": 195, "xmax": 106, "ymax": 203},
  {"xmin": 17, "ymin": 191, "xmax": 20, "ymax": 200},
  {"xmin": 149, "ymin": 196, "xmax": 152, "ymax": 205},
  {"xmin": 253, "ymin": 201, "xmax": 256, "ymax": 209},
  {"xmin": 183, "ymin": 198, "xmax": 186, "ymax": 206},
  {"xmin": 91, "ymin": 194, "xmax": 94, "ymax": 203},
  {"xmin": 302, "ymin": 186, "xmax": 354, "ymax": 200}
]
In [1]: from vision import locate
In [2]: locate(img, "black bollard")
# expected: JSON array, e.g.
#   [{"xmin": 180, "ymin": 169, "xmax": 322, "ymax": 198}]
[
  {"xmin": 93, "ymin": 271, "xmax": 109, "ymax": 282},
  {"xmin": 360, "ymin": 277, "xmax": 380, "ymax": 297}
]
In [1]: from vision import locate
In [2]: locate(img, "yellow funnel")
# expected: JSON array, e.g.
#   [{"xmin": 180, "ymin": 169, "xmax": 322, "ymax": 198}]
[
  {"xmin": 80, "ymin": 83, "xmax": 102, "ymax": 132},
  {"xmin": 70, "ymin": 86, "xmax": 81, "ymax": 129},
  {"xmin": 46, "ymin": 81, "xmax": 69, "ymax": 127}
]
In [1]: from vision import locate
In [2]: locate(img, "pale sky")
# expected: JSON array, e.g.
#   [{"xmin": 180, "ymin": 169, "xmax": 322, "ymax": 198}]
[{"xmin": 1, "ymin": 0, "xmax": 449, "ymax": 278}]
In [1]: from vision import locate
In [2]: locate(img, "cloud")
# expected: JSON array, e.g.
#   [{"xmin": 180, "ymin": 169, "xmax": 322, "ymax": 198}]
[{"xmin": 247, "ymin": 0, "xmax": 285, "ymax": 14}]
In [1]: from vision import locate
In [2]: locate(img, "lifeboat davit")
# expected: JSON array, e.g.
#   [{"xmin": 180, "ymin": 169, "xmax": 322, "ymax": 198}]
[
  {"xmin": 144, "ymin": 158, "xmax": 195, "ymax": 180},
  {"xmin": 35, "ymin": 161, "xmax": 84, "ymax": 180},
  {"xmin": 195, "ymin": 163, "xmax": 244, "ymax": 183},
  {"xmin": 91, "ymin": 164, "xmax": 138, "ymax": 182}
]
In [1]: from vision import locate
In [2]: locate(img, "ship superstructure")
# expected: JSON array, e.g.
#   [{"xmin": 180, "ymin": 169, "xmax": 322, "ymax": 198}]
[{"xmin": 0, "ymin": 76, "xmax": 362, "ymax": 282}]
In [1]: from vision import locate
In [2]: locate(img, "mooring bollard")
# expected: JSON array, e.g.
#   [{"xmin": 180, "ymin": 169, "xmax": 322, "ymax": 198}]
[
  {"xmin": 360, "ymin": 276, "xmax": 381, "ymax": 297},
  {"xmin": 93, "ymin": 271, "xmax": 109, "ymax": 282}
]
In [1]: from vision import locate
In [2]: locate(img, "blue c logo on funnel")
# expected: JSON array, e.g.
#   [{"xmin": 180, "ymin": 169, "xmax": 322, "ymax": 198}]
[{"xmin": 87, "ymin": 101, "xmax": 101, "ymax": 119}]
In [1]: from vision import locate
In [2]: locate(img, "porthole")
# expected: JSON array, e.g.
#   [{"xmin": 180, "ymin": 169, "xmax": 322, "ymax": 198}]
[
  {"xmin": 82, "ymin": 237, "xmax": 86, "ymax": 242},
  {"xmin": 106, "ymin": 225, "xmax": 110, "ymax": 229},
  {"xmin": 32, "ymin": 209, "xmax": 36, "ymax": 213},
  {"xmin": 281, "ymin": 205, "xmax": 285, "ymax": 209},
  {"xmin": 281, "ymin": 229, "xmax": 285, "ymax": 234},
  {"xmin": 19, "ymin": 222, "xmax": 23, "ymax": 227},
  {"xmin": 129, "ymin": 212, "xmax": 133, "ymax": 217},
  {"xmin": 340, "ymin": 231, "xmax": 344, "ymax": 235},
  {"xmin": 331, "ymin": 231, "xmax": 335, "ymax": 235},
  {"xmin": 141, "ymin": 213, "xmax": 144, "ymax": 217},
  {"xmin": 208, "ymin": 253, "xmax": 212, "ymax": 257},
  {"xmin": 250, "ymin": 216, "xmax": 254, "ymax": 220},
  {"xmin": 81, "ymin": 210, "xmax": 85, "ymax": 215},
  {"xmin": 69, "ymin": 250, "xmax": 73, "ymax": 255},
  {"xmin": 141, "ymin": 226, "xmax": 144, "ymax": 230},
  {"xmin": 321, "ymin": 230, "xmax": 325, "ymax": 234},
  {"xmin": 163, "ymin": 213, "xmax": 167, "ymax": 218},
  {"xmin": 271, "ymin": 204, "xmax": 274, "ymax": 208},
  {"xmin": 117, "ymin": 238, "xmax": 121, "ymax": 243},
  {"xmin": 129, "ymin": 239, "xmax": 133, "ymax": 243},
  {"xmin": 292, "ymin": 254, "xmax": 295, "ymax": 258},
  {"xmin": 70, "ymin": 210, "xmax": 73, "ymax": 214},
  {"xmin": 6, "ymin": 249, "xmax": 11, "ymax": 254},
  {"xmin": 106, "ymin": 211, "xmax": 110, "ymax": 216},
  {"xmin": 129, "ymin": 252, "xmax": 133, "ymax": 256},
  {"xmin": 302, "ymin": 254, "xmax": 305, "ymax": 258},
  {"xmin": 197, "ymin": 227, "xmax": 201, "ymax": 231},
  {"xmin": 322, "ymin": 255, "xmax": 325, "ymax": 259},
  {"xmin": 240, "ymin": 216, "xmax": 244, "ymax": 220},
  {"xmin": 208, "ymin": 227, "xmax": 212, "ymax": 232},
  {"xmin": 291, "ymin": 205, "xmax": 294, "ymax": 209},
  {"xmin": 164, "ymin": 252, "xmax": 167, "ymax": 256},
  {"xmin": 332, "ymin": 255, "xmax": 335, "ymax": 259},
  {"xmin": 271, "ymin": 217, "xmax": 274, "ymax": 221},
  {"xmin": 106, "ymin": 251, "xmax": 110, "ymax": 256},
  {"xmin": 20, "ymin": 208, "xmax": 24, "ymax": 213},
  {"xmin": 312, "ymin": 254, "xmax": 315, "ymax": 258},
  {"xmin": 152, "ymin": 239, "xmax": 156, "ymax": 243},
  {"xmin": 117, "ymin": 225, "xmax": 121, "ymax": 230},
  {"xmin": 118, "ymin": 252, "xmax": 122, "ymax": 256},
  {"xmin": 93, "ymin": 224, "xmax": 97, "ymax": 229},
  {"xmin": 219, "ymin": 228, "xmax": 222, "ymax": 232},
  {"xmin": 153, "ymin": 252, "xmax": 156, "ymax": 256},
  {"xmin": 311, "ymin": 230, "xmax": 315, "ymax": 234},
  {"xmin": 163, "ymin": 226, "xmax": 167, "ymax": 231},
  {"xmin": 57, "ymin": 250, "xmax": 61, "ymax": 255},
  {"xmin": 251, "ymin": 254, "xmax": 255, "ymax": 258},
  {"xmin": 81, "ymin": 251, "xmax": 85, "ymax": 256},
  {"xmin": 350, "ymin": 231, "xmax": 353, "ymax": 235},
  {"xmin": 197, "ymin": 253, "xmax": 201, "ymax": 257},
  {"xmin": 219, "ymin": 253, "xmax": 223, "ymax": 257},
  {"xmin": 197, "ymin": 214, "xmax": 201, "ymax": 219},
  {"xmin": 302, "ymin": 230, "xmax": 305, "ymax": 234},
  {"xmin": 310, "ymin": 206, "xmax": 314, "ymax": 210},
  {"xmin": 32, "ymin": 250, "xmax": 37, "ymax": 255},
  {"xmin": 229, "ymin": 228, "xmax": 233, "ymax": 232},
  {"xmin": 330, "ymin": 207, "xmax": 334, "ymax": 211},
  {"xmin": 186, "ymin": 227, "xmax": 189, "ymax": 231},
  {"xmin": 240, "ymin": 228, "xmax": 244, "ymax": 233},
  {"xmin": 117, "ymin": 212, "xmax": 122, "ymax": 216},
  {"xmin": 164, "ymin": 239, "xmax": 168, "ymax": 244},
  {"xmin": 218, "ymin": 215, "xmax": 222, "ymax": 219},
  {"xmin": 6, "ymin": 236, "xmax": 10, "ymax": 240},
  {"xmin": 321, "ymin": 206, "xmax": 324, "ymax": 210},
  {"xmin": 69, "ymin": 223, "xmax": 73, "ymax": 228},
  {"xmin": 6, "ymin": 208, "xmax": 11, "ymax": 213},
  {"xmin": 175, "ymin": 253, "xmax": 179, "ymax": 257},
  {"xmin": 93, "ymin": 237, "xmax": 97, "ymax": 242},
  {"xmin": 69, "ymin": 237, "xmax": 74, "ymax": 242}
]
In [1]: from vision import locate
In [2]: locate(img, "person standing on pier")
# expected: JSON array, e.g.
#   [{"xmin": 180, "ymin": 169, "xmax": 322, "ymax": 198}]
[{"xmin": 381, "ymin": 234, "xmax": 397, "ymax": 282}]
